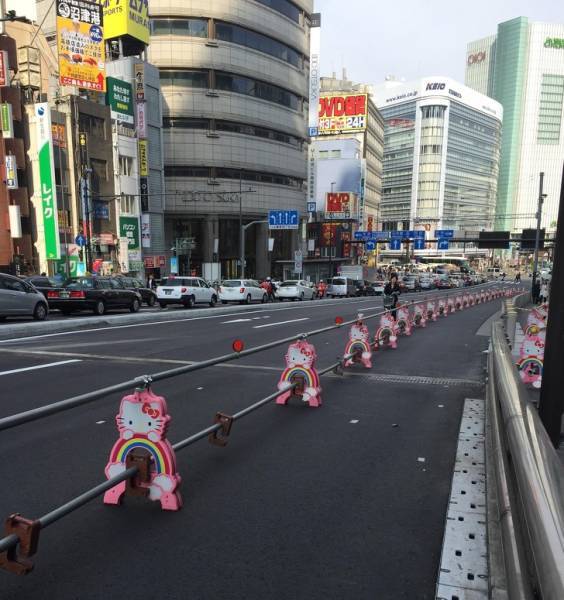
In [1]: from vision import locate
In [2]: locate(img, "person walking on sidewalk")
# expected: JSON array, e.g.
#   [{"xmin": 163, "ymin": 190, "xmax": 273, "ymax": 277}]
[{"xmin": 384, "ymin": 274, "xmax": 401, "ymax": 320}]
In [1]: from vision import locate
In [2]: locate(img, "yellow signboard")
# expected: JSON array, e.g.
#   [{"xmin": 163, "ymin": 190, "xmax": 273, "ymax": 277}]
[
  {"xmin": 103, "ymin": 0, "xmax": 150, "ymax": 45},
  {"xmin": 138, "ymin": 139, "xmax": 148, "ymax": 176},
  {"xmin": 57, "ymin": 0, "xmax": 106, "ymax": 92}
]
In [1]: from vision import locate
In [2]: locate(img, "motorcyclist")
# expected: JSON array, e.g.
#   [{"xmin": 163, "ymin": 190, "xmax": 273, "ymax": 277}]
[{"xmin": 317, "ymin": 279, "xmax": 327, "ymax": 299}]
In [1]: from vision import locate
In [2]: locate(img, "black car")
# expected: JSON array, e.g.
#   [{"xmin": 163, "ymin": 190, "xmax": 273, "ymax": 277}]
[
  {"xmin": 114, "ymin": 277, "xmax": 157, "ymax": 306},
  {"xmin": 23, "ymin": 276, "xmax": 60, "ymax": 299},
  {"xmin": 353, "ymin": 280, "xmax": 368, "ymax": 296},
  {"xmin": 47, "ymin": 277, "xmax": 142, "ymax": 315}
]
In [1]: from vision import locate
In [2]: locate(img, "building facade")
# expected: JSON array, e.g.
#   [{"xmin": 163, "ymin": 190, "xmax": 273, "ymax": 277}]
[
  {"xmin": 371, "ymin": 77, "xmax": 502, "ymax": 238},
  {"xmin": 466, "ymin": 17, "xmax": 564, "ymax": 231},
  {"xmin": 148, "ymin": 0, "xmax": 312, "ymax": 279}
]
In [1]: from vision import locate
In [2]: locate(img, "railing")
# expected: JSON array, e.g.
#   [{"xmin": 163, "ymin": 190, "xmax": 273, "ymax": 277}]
[{"xmin": 488, "ymin": 297, "xmax": 564, "ymax": 599}]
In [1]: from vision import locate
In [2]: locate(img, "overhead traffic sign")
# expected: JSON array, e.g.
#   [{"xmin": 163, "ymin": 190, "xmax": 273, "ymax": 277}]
[
  {"xmin": 437, "ymin": 239, "xmax": 450, "ymax": 250},
  {"xmin": 435, "ymin": 229, "xmax": 454, "ymax": 238},
  {"xmin": 414, "ymin": 238, "xmax": 425, "ymax": 250},
  {"xmin": 365, "ymin": 240, "xmax": 376, "ymax": 251},
  {"xmin": 268, "ymin": 210, "xmax": 299, "ymax": 230},
  {"xmin": 389, "ymin": 239, "xmax": 401, "ymax": 250}
]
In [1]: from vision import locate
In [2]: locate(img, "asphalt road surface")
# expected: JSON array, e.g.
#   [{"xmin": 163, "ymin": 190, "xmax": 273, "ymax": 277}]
[{"xmin": 0, "ymin": 286, "xmax": 507, "ymax": 599}]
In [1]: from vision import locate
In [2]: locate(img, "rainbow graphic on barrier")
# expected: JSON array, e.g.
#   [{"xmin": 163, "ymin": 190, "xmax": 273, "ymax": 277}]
[
  {"xmin": 277, "ymin": 339, "xmax": 322, "ymax": 407},
  {"xmin": 108, "ymin": 437, "xmax": 174, "ymax": 475},
  {"xmin": 279, "ymin": 366, "xmax": 318, "ymax": 390}
]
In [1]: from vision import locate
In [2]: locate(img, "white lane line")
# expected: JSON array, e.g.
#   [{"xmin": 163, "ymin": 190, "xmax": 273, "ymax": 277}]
[
  {"xmin": 0, "ymin": 359, "xmax": 81, "ymax": 377},
  {"xmin": 253, "ymin": 317, "xmax": 309, "ymax": 329}
]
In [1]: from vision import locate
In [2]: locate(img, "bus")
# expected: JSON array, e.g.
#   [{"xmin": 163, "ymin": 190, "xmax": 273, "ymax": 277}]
[{"xmin": 417, "ymin": 256, "xmax": 471, "ymax": 273}]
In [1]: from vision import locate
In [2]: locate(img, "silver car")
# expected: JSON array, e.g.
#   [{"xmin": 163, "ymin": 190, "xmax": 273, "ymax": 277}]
[{"xmin": 0, "ymin": 273, "xmax": 49, "ymax": 320}]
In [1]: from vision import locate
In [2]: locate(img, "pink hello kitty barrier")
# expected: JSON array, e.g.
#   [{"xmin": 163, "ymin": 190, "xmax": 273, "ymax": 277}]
[
  {"xmin": 438, "ymin": 298, "xmax": 447, "ymax": 317},
  {"xmin": 413, "ymin": 302, "xmax": 427, "ymax": 327},
  {"xmin": 426, "ymin": 300, "xmax": 437, "ymax": 322},
  {"xmin": 516, "ymin": 329, "xmax": 545, "ymax": 389},
  {"xmin": 277, "ymin": 339, "xmax": 322, "ymax": 407},
  {"xmin": 396, "ymin": 305, "xmax": 412, "ymax": 336},
  {"xmin": 343, "ymin": 317, "xmax": 373, "ymax": 368},
  {"xmin": 104, "ymin": 388, "xmax": 182, "ymax": 511},
  {"xmin": 375, "ymin": 313, "xmax": 398, "ymax": 349}
]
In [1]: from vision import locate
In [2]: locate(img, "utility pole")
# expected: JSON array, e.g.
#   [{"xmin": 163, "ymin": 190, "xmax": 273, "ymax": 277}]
[
  {"xmin": 329, "ymin": 181, "xmax": 336, "ymax": 278},
  {"xmin": 532, "ymin": 172, "xmax": 545, "ymax": 286},
  {"xmin": 239, "ymin": 170, "xmax": 243, "ymax": 278},
  {"xmin": 539, "ymin": 165, "xmax": 564, "ymax": 447}
]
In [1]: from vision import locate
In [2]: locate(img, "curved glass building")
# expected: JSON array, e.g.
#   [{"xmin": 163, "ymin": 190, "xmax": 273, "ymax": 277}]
[{"xmin": 149, "ymin": 0, "xmax": 313, "ymax": 278}]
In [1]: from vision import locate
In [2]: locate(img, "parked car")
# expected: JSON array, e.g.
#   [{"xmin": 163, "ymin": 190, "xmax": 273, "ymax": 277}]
[
  {"xmin": 402, "ymin": 275, "xmax": 420, "ymax": 292},
  {"xmin": 157, "ymin": 277, "xmax": 218, "ymax": 309},
  {"xmin": 219, "ymin": 279, "xmax": 267, "ymax": 304},
  {"xmin": 353, "ymin": 279, "xmax": 372, "ymax": 296},
  {"xmin": 47, "ymin": 277, "xmax": 142, "ymax": 315},
  {"xmin": 327, "ymin": 277, "xmax": 356, "ymax": 298},
  {"xmin": 419, "ymin": 276, "xmax": 434, "ymax": 290},
  {"xmin": 115, "ymin": 277, "xmax": 157, "ymax": 306},
  {"xmin": 0, "ymin": 273, "xmax": 49, "ymax": 321},
  {"xmin": 436, "ymin": 275, "xmax": 452, "ymax": 289},
  {"xmin": 23, "ymin": 275, "xmax": 60, "ymax": 299},
  {"xmin": 276, "ymin": 280, "xmax": 316, "ymax": 301},
  {"xmin": 368, "ymin": 280, "xmax": 385, "ymax": 296}
]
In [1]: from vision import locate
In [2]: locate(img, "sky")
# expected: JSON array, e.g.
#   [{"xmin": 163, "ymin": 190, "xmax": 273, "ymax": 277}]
[{"xmin": 314, "ymin": 0, "xmax": 564, "ymax": 85}]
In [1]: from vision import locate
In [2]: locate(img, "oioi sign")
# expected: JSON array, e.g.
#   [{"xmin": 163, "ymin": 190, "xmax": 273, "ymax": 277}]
[{"xmin": 35, "ymin": 102, "xmax": 60, "ymax": 260}]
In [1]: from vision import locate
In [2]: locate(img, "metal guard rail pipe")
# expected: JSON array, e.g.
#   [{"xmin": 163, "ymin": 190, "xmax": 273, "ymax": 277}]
[
  {"xmin": 491, "ymin": 322, "xmax": 564, "ymax": 600},
  {"xmin": 0, "ymin": 282, "xmax": 497, "ymax": 432}
]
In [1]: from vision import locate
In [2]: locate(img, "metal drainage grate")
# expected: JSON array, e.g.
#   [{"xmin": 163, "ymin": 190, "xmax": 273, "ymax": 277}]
[
  {"xmin": 341, "ymin": 373, "xmax": 483, "ymax": 387},
  {"xmin": 436, "ymin": 398, "xmax": 488, "ymax": 600}
]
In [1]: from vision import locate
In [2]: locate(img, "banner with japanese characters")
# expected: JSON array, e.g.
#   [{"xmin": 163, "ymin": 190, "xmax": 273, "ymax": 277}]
[
  {"xmin": 57, "ymin": 0, "xmax": 105, "ymax": 91},
  {"xmin": 35, "ymin": 103, "xmax": 61, "ymax": 260}
]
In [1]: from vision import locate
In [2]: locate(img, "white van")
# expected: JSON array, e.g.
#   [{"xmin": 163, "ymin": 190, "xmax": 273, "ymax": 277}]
[
  {"xmin": 327, "ymin": 277, "xmax": 356, "ymax": 298},
  {"xmin": 486, "ymin": 267, "xmax": 501, "ymax": 279}
]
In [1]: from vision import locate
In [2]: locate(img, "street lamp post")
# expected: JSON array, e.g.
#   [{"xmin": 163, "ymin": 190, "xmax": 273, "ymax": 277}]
[
  {"xmin": 329, "ymin": 181, "xmax": 336, "ymax": 278},
  {"xmin": 532, "ymin": 172, "xmax": 546, "ymax": 289}
]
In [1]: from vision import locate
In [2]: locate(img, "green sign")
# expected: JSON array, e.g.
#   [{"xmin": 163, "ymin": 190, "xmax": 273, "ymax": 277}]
[
  {"xmin": 119, "ymin": 216, "xmax": 140, "ymax": 249},
  {"xmin": 106, "ymin": 77, "xmax": 134, "ymax": 124},
  {"xmin": 1, "ymin": 103, "xmax": 13, "ymax": 138},
  {"xmin": 35, "ymin": 102, "xmax": 60, "ymax": 260},
  {"xmin": 54, "ymin": 256, "xmax": 80, "ymax": 277},
  {"xmin": 544, "ymin": 37, "xmax": 564, "ymax": 49}
]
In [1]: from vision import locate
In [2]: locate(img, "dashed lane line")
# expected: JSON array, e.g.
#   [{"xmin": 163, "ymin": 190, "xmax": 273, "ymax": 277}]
[{"xmin": 0, "ymin": 359, "xmax": 82, "ymax": 377}]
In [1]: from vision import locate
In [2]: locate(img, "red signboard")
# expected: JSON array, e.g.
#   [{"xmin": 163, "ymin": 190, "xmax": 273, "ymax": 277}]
[
  {"xmin": 367, "ymin": 216, "xmax": 374, "ymax": 231},
  {"xmin": 320, "ymin": 224, "xmax": 337, "ymax": 247},
  {"xmin": 326, "ymin": 192, "xmax": 351, "ymax": 213},
  {"xmin": 0, "ymin": 51, "xmax": 8, "ymax": 87},
  {"xmin": 318, "ymin": 93, "xmax": 368, "ymax": 135},
  {"xmin": 144, "ymin": 256, "xmax": 155, "ymax": 268}
]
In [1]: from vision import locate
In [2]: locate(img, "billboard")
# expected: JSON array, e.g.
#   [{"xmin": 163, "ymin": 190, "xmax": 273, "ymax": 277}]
[
  {"xmin": 119, "ymin": 216, "xmax": 140, "ymax": 249},
  {"xmin": 102, "ymin": 0, "xmax": 150, "ymax": 45},
  {"xmin": 5, "ymin": 155, "xmax": 18, "ymax": 189},
  {"xmin": 308, "ymin": 13, "xmax": 321, "ymax": 136},
  {"xmin": 57, "ymin": 0, "xmax": 106, "ymax": 91},
  {"xmin": 106, "ymin": 77, "xmax": 134, "ymax": 124},
  {"xmin": 0, "ymin": 50, "xmax": 9, "ymax": 86},
  {"xmin": 35, "ymin": 103, "xmax": 60, "ymax": 260},
  {"xmin": 325, "ymin": 192, "xmax": 357, "ymax": 219},
  {"xmin": 1, "ymin": 102, "xmax": 13, "ymax": 138},
  {"xmin": 318, "ymin": 93, "xmax": 368, "ymax": 135}
]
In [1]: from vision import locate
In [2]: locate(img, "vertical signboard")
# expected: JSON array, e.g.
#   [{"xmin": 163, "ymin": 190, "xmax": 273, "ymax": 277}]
[
  {"xmin": 308, "ymin": 13, "xmax": 321, "ymax": 136},
  {"xmin": 0, "ymin": 51, "xmax": 9, "ymax": 87},
  {"xmin": 119, "ymin": 216, "xmax": 140, "ymax": 249},
  {"xmin": 138, "ymin": 139, "xmax": 148, "ymax": 176},
  {"xmin": 134, "ymin": 63, "xmax": 145, "ymax": 100},
  {"xmin": 1, "ymin": 103, "xmax": 13, "ymax": 138},
  {"xmin": 136, "ymin": 101, "xmax": 146, "ymax": 137},
  {"xmin": 141, "ymin": 213, "xmax": 151, "ymax": 248},
  {"xmin": 56, "ymin": 0, "xmax": 105, "ymax": 91},
  {"xmin": 5, "ymin": 155, "xmax": 18, "ymax": 189},
  {"xmin": 35, "ymin": 103, "xmax": 60, "ymax": 260}
]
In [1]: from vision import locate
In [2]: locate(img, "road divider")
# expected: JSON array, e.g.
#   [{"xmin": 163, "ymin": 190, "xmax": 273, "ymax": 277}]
[{"xmin": 0, "ymin": 284, "xmax": 525, "ymax": 575}]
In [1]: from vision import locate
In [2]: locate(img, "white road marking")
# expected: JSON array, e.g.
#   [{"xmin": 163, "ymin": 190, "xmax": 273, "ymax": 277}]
[
  {"xmin": 350, "ymin": 419, "xmax": 359, "ymax": 424},
  {"xmin": 253, "ymin": 318, "xmax": 309, "ymax": 329},
  {"xmin": 0, "ymin": 359, "xmax": 81, "ymax": 377},
  {"xmin": 417, "ymin": 457, "xmax": 426, "ymax": 463},
  {"xmin": 222, "ymin": 318, "xmax": 253, "ymax": 324},
  {"xmin": 96, "ymin": 420, "xmax": 106, "ymax": 425}
]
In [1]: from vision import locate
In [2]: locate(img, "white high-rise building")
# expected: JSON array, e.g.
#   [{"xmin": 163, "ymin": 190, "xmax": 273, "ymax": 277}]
[{"xmin": 466, "ymin": 17, "xmax": 564, "ymax": 232}]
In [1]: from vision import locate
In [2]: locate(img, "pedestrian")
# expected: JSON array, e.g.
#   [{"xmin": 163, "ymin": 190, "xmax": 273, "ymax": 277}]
[
  {"xmin": 514, "ymin": 271, "xmax": 521, "ymax": 283},
  {"xmin": 539, "ymin": 280, "xmax": 549, "ymax": 304},
  {"xmin": 384, "ymin": 274, "xmax": 401, "ymax": 320},
  {"xmin": 531, "ymin": 277, "xmax": 541, "ymax": 304},
  {"xmin": 147, "ymin": 274, "xmax": 156, "ymax": 289}
]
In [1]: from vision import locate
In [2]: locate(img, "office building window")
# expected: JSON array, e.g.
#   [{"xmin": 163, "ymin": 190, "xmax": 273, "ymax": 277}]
[
  {"xmin": 119, "ymin": 155, "xmax": 134, "ymax": 176},
  {"xmin": 254, "ymin": 0, "xmax": 301, "ymax": 23},
  {"xmin": 150, "ymin": 18, "xmax": 208, "ymax": 37},
  {"xmin": 120, "ymin": 195, "xmax": 136, "ymax": 215},
  {"xmin": 537, "ymin": 74, "xmax": 564, "ymax": 144},
  {"xmin": 78, "ymin": 114, "xmax": 106, "ymax": 140},
  {"xmin": 91, "ymin": 158, "xmax": 108, "ymax": 182},
  {"xmin": 215, "ymin": 71, "xmax": 300, "ymax": 110}
]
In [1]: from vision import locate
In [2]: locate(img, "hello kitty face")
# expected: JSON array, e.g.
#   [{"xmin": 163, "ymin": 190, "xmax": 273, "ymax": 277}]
[
  {"xmin": 350, "ymin": 323, "xmax": 369, "ymax": 341},
  {"xmin": 381, "ymin": 313, "xmax": 395, "ymax": 327},
  {"xmin": 520, "ymin": 334, "xmax": 545, "ymax": 359},
  {"xmin": 427, "ymin": 301, "xmax": 435, "ymax": 311},
  {"xmin": 285, "ymin": 340, "xmax": 316, "ymax": 369},
  {"xmin": 527, "ymin": 309, "xmax": 546, "ymax": 329},
  {"xmin": 414, "ymin": 304, "xmax": 424, "ymax": 314},
  {"xmin": 116, "ymin": 394, "xmax": 170, "ymax": 442},
  {"xmin": 438, "ymin": 299, "xmax": 445, "ymax": 308}
]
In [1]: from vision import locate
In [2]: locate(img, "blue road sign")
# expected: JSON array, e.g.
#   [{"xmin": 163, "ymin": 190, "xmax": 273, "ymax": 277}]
[
  {"xmin": 75, "ymin": 234, "xmax": 86, "ymax": 247},
  {"xmin": 389, "ymin": 239, "xmax": 402, "ymax": 250},
  {"xmin": 366, "ymin": 240, "xmax": 376, "ymax": 251},
  {"xmin": 414, "ymin": 238, "xmax": 425, "ymax": 250},
  {"xmin": 355, "ymin": 231, "xmax": 368, "ymax": 240},
  {"xmin": 438, "ymin": 238, "xmax": 450, "ymax": 250},
  {"xmin": 390, "ymin": 231, "xmax": 403, "ymax": 239},
  {"xmin": 268, "ymin": 210, "xmax": 299, "ymax": 230},
  {"xmin": 307, "ymin": 202, "xmax": 316, "ymax": 213},
  {"xmin": 435, "ymin": 229, "xmax": 454, "ymax": 239}
]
